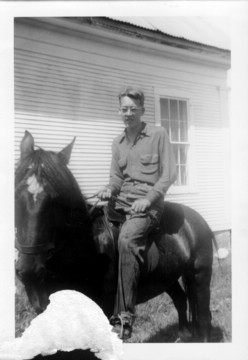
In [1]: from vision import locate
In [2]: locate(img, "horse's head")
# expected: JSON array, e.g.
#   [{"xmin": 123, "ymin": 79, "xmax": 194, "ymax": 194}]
[{"xmin": 15, "ymin": 131, "xmax": 88, "ymax": 287}]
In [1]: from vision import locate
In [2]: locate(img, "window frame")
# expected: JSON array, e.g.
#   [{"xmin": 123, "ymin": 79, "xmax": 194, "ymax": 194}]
[{"xmin": 154, "ymin": 87, "xmax": 198, "ymax": 195}]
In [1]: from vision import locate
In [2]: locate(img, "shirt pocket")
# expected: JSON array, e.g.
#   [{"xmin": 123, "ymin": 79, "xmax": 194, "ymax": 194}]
[
  {"xmin": 140, "ymin": 154, "xmax": 159, "ymax": 174},
  {"xmin": 118, "ymin": 157, "xmax": 127, "ymax": 169}
]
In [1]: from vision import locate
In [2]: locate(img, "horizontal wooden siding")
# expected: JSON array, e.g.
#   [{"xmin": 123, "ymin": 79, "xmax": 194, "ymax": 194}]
[{"xmin": 14, "ymin": 19, "xmax": 230, "ymax": 231}]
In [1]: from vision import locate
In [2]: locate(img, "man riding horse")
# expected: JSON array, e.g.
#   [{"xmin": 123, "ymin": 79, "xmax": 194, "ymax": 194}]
[
  {"xmin": 97, "ymin": 87, "xmax": 177, "ymax": 339},
  {"xmin": 15, "ymin": 93, "xmax": 213, "ymax": 342}
]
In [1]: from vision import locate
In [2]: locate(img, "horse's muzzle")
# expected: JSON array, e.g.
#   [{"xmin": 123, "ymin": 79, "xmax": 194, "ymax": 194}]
[{"xmin": 16, "ymin": 256, "xmax": 46, "ymax": 283}]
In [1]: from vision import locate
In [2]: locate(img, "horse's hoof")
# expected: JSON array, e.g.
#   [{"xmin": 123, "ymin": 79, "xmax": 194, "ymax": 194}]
[
  {"xmin": 110, "ymin": 313, "xmax": 133, "ymax": 340},
  {"xmin": 121, "ymin": 325, "xmax": 132, "ymax": 340},
  {"xmin": 111, "ymin": 323, "xmax": 132, "ymax": 340}
]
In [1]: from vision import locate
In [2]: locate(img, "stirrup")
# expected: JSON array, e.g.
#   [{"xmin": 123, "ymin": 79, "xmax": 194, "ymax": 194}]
[{"xmin": 110, "ymin": 313, "xmax": 133, "ymax": 340}]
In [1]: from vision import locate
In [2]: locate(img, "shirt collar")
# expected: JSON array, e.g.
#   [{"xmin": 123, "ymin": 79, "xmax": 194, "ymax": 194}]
[{"xmin": 118, "ymin": 122, "xmax": 150, "ymax": 143}]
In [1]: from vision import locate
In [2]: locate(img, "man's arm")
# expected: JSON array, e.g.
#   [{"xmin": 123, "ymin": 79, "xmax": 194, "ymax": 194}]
[
  {"xmin": 146, "ymin": 128, "xmax": 177, "ymax": 204},
  {"xmin": 98, "ymin": 139, "xmax": 124, "ymax": 200},
  {"xmin": 108, "ymin": 139, "xmax": 124, "ymax": 194}
]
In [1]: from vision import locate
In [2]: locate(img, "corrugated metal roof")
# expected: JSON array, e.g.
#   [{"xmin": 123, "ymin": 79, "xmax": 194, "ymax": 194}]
[{"xmin": 108, "ymin": 17, "xmax": 230, "ymax": 50}]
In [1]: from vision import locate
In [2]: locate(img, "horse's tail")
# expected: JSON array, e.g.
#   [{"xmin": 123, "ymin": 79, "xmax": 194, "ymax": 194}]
[
  {"xmin": 183, "ymin": 231, "xmax": 217, "ymax": 339},
  {"xmin": 211, "ymin": 232, "xmax": 224, "ymax": 274},
  {"xmin": 182, "ymin": 209, "xmax": 215, "ymax": 336}
]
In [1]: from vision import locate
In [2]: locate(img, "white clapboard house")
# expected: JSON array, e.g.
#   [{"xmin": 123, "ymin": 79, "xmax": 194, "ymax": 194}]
[{"xmin": 14, "ymin": 17, "xmax": 231, "ymax": 232}]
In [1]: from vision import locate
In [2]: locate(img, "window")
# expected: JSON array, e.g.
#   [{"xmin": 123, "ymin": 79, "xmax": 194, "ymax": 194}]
[
  {"xmin": 160, "ymin": 98, "xmax": 189, "ymax": 186},
  {"xmin": 155, "ymin": 88, "xmax": 197, "ymax": 193}
]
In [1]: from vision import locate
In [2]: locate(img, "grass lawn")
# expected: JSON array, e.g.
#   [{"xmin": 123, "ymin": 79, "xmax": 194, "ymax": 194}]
[
  {"xmin": 15, "ymin": 233, "xmax": 231, "ymax": 343},
  {"xmin": 126, "ymin": 250, "xmax": 231, "ymax": 343},
  {"xmin": 126, "ymin": 231, "xmax": 232, "ymax": 343}
]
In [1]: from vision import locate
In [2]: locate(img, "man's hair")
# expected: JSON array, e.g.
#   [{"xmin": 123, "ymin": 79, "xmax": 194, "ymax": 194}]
[{"xmin": 118, "ymin": 87, "xmax": 145, "ymax": 107}]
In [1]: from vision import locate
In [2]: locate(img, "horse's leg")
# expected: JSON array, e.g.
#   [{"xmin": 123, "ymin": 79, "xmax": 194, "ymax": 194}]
[
  {"xmin": 194, "ymin": 269, "xmax": 212, "ymax": 342},
  {"xmin": 185, "ymin": 265, "xmax": 212, "ymax": 342},
  {"xmin": 182, "ymin": 207, "xmax": 213, "ymax": 342},
  {"xmin": 166, "ymin": 281, "xmax": 192, "ymax": 342},
  {"xmin": 101, "ymin": 259, "xmax": 117, "ymax": 317}
]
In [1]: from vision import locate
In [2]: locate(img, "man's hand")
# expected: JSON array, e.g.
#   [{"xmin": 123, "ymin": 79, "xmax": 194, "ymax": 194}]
[
  {"xmin": 131, "ymin": 198, "xmax": 151, "ymax": 213},
  {"xmin": 97, "ymin": 187, "xmax": 112, "ymax": 200}
]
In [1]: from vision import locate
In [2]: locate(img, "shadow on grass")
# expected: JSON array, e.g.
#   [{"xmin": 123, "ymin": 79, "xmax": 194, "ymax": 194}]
[
  {"xmin": 145, "ymin": 323, "xmax": 178, "ymax": 343},
  {"xmin": 210, "ymin": 326, "xmax": 227, "ymax": 343},
  {"xmin": 143, "ymin": 323, "xmax": 225, "ymax": 343}
]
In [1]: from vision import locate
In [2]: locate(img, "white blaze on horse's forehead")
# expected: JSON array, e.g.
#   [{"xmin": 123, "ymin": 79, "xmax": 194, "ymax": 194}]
[{"xmin": 26, "ymin": 174, "xmax": 44, "ymax": 202}]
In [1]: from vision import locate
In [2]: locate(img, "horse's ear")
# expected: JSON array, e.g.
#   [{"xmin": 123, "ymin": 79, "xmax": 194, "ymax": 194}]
[
  {"xmin": 20, "ymin": 131, "xmax": 35, "ymax": 160},
  {"xmin": 58, "ymin": 137, "xmax": 76, "ymax": 165}
]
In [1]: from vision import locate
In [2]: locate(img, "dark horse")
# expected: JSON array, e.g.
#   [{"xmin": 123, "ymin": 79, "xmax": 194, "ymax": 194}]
[{"xmin": 15, "ymin": 131, "xmax": 214, "ymax": 342}]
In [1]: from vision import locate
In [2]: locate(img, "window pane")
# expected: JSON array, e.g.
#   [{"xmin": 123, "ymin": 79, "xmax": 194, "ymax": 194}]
[
  {"xmin": 171, "ymin": 120, "xmax": 179, "ymax": 142},
  {"xmin": 161, "ymin": 119, "xmax": 170, "ymax": 136},
  {"xmin": 175, "ymin": 165, "xmax": 180, "ymax": 186},
  {"xmin": 172, "ymin": 144, "xmax": 179, "ymax": 164},
  {"xmin": 180, "ymin": 146, "xmax": 187, "ymax": 165},
  {"xmin": 170, "ymin": 99, "xmax": 178, "ymax": 120},
  {"xmin": 180, "ymin": 122, "xmax": 188, "ymax": 142},
  {"xmin": 180, "ymin": 165, "xmax": 187, "ymax": 185},
  {"xmin": 160, "ymin": 98, "xmax": 169, "ymax": 119},
  {"xmin": 179, "ymin": 100, "xmax": 187, "ymax": 122},
  {"xmin": 159, "ymin": 96, "xmax": 189, "ymax": 187}
]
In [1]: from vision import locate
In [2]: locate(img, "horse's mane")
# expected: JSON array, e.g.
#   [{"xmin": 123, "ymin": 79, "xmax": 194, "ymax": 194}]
[{"xmin": 15, "ymin": 148, "xmax": 88, "ymax": 218}]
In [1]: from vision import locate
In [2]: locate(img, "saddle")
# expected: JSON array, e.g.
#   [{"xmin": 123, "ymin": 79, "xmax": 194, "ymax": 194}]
[
  {"xmin": 160, "ymin": 202, "xmax": 185, "ymax": 235},
  {"xmin": 106, "ymin": 201, "xmax": 185, "ymax": 235},
  {"xmin": 92, "ymin": 201, "xmax": 185, "ymax": 257}
]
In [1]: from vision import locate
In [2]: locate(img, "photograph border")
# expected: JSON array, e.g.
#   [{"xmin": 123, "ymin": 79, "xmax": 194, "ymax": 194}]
[{"xmin": 1, "ymin": 2, "xmax": 248, "ymax": 360}]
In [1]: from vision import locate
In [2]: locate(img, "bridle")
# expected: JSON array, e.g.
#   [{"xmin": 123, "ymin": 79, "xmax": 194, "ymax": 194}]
[
  {"xmin": 15, "ymin": 193, "xmax": 131, "ymax": 256},
  {"xmin": 15, "ymin": 196, "xmax": 89, "ymax": 257},
  {"xmin": 15, "ymin": 201, "xmax": 90, "ymax": 257},
  {"xmin": 15, "ymin": 149, "xmax": 89, "ymax": 257},
  {"xmin": 15, "ymin": 232, "xmax": 55, "ymax": 255}
]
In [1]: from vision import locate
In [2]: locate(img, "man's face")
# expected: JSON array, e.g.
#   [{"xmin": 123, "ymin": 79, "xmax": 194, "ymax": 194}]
[{"xmin": 119, "ymin": 96, "xmax": 144, "ymax": 131}]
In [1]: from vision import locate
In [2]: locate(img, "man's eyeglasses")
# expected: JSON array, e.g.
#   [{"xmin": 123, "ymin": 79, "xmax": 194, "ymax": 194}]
[{"xmin": 119, "ymin": 107, "xmax": 143, "ymax": 114}]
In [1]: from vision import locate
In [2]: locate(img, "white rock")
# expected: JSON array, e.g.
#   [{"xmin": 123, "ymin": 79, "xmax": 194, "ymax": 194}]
[
  {"xmin": 215, "ymin": 248, "xmax": 229, "ymax": 259},
  {"xmin": 0, "ymin": 290, "xmax": 123, "ymax": 360}
]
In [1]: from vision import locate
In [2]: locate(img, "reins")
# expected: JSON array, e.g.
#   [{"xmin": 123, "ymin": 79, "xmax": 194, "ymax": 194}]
[
  {"xmin": 85, "ymin": 193, "xmax": 132, "ymax": 218},
  {"xmin": 15, "ymin": 237, "xmax": 55, "ymax": 255},
  {"xmin": 85, "ymin": 193, "xmax": 132, "ymax": 207},
  {"xmin": 85, "ymin": 193, "xmax": 98, "ymax": 200},
  {"xmin": 16, "ymin": 190, "xmax": 132, "ymax": 256},
  {"xmin": 85, "ymin": 193, "xmax": 100, "ymax": 217}
]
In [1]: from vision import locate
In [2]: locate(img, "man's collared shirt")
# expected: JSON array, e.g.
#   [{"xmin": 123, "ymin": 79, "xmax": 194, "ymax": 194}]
[{"xmin": 108, "ymin": 122, "xmax": 176, "ymax": 208}]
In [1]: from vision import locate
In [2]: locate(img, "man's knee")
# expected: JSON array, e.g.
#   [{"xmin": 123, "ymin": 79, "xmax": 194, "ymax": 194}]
[
  {"xmin": 118, "ymin": 220, "xmax": 147, "ymax": 252},
  {"xmin": 118, "ymin": 230, "xmax": 133, "ymax": 252}
]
